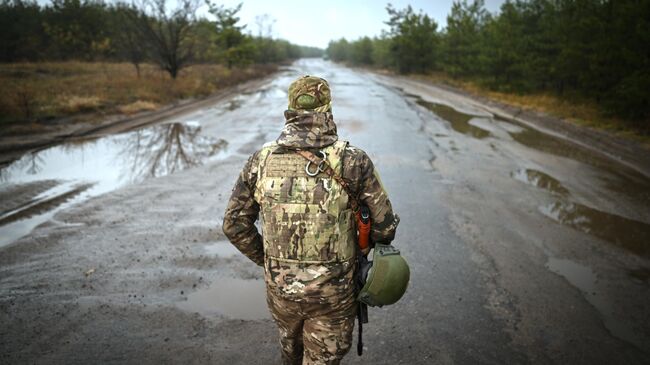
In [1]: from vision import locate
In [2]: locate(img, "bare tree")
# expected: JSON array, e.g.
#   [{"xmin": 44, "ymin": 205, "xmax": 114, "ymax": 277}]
[
  {"xmin": 114, "ymin": 4, "xmax": 147, "ymax": 77},
  {"xmin": 254, "ymin": 14, "xmax": 275, "ymax": 38},
  {"xmin": 126, "ymin": 0, "xmax": 199, "ymax": 79},
  {"xmin": 118, "ymin": 122, "xmax": 227, "ymax": 182}
]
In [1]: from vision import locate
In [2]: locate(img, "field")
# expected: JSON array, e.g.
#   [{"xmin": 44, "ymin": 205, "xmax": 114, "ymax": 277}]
[{"xmin": 0, "ymin": 62, "xmax": 276, "ymax": 126}]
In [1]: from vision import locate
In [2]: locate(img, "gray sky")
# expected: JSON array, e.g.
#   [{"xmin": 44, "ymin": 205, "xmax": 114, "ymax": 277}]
[{"xmin": 212, "ymin": 0, "xmax": 507, "ymax": 48}]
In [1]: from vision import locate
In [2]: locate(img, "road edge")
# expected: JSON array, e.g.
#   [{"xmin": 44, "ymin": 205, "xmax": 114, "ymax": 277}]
[
  {"xmin": 0, "ymin": 70, "xmax": 279, "ymax": 167},
  {"xmin": 368, "ymin": 69, "xmax": 650, "ymax": 179}
]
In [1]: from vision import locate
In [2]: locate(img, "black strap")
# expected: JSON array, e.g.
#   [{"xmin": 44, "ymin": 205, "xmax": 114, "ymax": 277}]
[
  {"xmin": 355, "ymin": 254, "xmax": 370, "ymax": 356},
  {"xmin": 357, "ymin": 304, "xmax": 364, "ymax": 356}
]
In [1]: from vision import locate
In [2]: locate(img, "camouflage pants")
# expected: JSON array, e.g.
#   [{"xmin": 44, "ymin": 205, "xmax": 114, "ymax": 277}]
[{"xmin": 266, "ymin": 289, "xmax": 357, "ymax": 365}]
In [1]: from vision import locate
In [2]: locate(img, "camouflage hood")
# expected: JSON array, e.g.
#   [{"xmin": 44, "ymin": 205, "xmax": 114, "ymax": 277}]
[{"xmin": 276, "ymin": 109, "xmax": 338, "ymax": 149}]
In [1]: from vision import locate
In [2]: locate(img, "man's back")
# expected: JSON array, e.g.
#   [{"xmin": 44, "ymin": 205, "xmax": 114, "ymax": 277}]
[{"xmin": 222, "ymin": 75, "xmax": 399, "ymax": 364}]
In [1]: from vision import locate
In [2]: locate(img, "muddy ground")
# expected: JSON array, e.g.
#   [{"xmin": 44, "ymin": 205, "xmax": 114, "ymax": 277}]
[{"xmin": 1, "ymin": 59, "xmax": 649, "ymax": 364}]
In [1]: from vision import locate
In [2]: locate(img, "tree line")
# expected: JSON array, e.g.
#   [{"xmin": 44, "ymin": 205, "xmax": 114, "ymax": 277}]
[
  {"xmin": 327, "ymin": 1, "xmax": 649, "ymax": 126},
  {"xmin": 0, "ymin": 0, "xmax": 323, "ymax": 78}
]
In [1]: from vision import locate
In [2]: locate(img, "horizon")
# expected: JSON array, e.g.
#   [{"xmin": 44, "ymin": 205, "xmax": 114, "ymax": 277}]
[{"xmin": 35, "ymin": 0, "xmax": 507, "ymax": 49}]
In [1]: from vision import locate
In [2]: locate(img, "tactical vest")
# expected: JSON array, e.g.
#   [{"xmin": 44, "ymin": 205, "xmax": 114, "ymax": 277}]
[{"xmin": 254, "ymin": 140, "xmax": 357, "ymax": 301}]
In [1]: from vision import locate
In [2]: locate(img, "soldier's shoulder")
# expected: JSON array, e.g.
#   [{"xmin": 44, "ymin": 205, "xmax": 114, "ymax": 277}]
[
  {"xmin": 242, "ymin": 145, "xmax": 268, "ymax": 178},
  {"xmin": 261, "ymin": 140, "xmax": 278, "ymax": 149},
  {"xmin": 245, "ymin": 141, "xmax": 282, "ymax": 173},
  {"xmin": 339, "ymin": 142, "xmax": 373, "ymax": 175},
  {"xmin": 343, "ymin": 142, "xmax": 371, "ymax": 163},
  {"xmin": 252, "ymin": 141, "xmax": 279, "ymax": 161}
]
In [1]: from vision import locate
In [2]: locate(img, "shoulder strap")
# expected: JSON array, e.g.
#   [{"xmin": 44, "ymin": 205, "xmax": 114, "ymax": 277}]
[{"xmin": 296, "ymin": 149, "xmax": 360, "ymax": 212}]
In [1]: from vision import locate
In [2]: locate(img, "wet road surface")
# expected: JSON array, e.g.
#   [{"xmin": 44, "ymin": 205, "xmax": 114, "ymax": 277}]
[{"xmin": 1, "ymin": 58, "xmax": 649, "ymax": 364}]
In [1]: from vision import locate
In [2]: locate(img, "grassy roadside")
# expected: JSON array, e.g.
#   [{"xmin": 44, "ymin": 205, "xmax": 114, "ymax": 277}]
[
  {"xmin": 0, "ymin": 62, "xmax": 276, "ymax": 129},
  {"xmin": 409, "ymin": 72, "xmax": 650, "ymax": 147}
]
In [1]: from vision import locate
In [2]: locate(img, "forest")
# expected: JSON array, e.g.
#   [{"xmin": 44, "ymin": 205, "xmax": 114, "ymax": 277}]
[
  {"xmin": 0, "ymin": 0, "xmax": 322, "ymax": 74},
  {"xmin": 327, "ymin": 0, "xmax": 650, "ymax": 131},
  {"xmin": 0, "ymin": 0, "xmax": 322, "ymax": 124}
]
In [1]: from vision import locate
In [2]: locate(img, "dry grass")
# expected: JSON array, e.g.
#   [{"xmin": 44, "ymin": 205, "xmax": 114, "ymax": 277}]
[
  {"xmin": 0, "ymin": 62, "xmax": 276, "ymax": 125},
  {"xmin": 118, "ymin": 100, "xmax": 159, "ymax": 115},
  {"xmin": 416, "ymin": 73, "xmax": 650, "ymax": 145}
]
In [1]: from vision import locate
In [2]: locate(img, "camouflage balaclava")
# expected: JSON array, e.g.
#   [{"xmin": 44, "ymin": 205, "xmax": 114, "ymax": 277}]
[
  {"xmin": 278, "ymin": 75, "xmax": 338, "ymax": 148},
  {"xmin": 287, "ymin": 75, "xmax": 332, "ymax": 113}
]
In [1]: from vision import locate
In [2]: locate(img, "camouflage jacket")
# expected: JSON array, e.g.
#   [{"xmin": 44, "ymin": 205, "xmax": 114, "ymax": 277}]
[{"xmin": 223, "ymin": 109, "xmax": 400, "ymax": 303}]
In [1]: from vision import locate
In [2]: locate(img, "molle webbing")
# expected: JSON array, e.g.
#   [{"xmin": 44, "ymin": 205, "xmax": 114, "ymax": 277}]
[{"xmin": 255, "ymin": 140, "xmax": 355, "ymax": 264}]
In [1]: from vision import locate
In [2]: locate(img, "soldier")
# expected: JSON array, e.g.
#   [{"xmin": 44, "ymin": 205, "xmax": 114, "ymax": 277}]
[{"xmin": 223, "ymin": 75, "xmax": 400, "ymax": 365}]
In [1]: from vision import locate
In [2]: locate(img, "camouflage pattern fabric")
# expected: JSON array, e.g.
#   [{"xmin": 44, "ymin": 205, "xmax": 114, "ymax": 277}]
[
  {"xmin": 288, "ymin": 75, "xmax": 332, "ymax": 113},
  {"xmin": 267, "ymin": 289, "xmax": 356, "ymax": 365},
  {"xmin": 277, "ymin": 109, "xmax": 338, "ymax": 149},
  {"xmin": 255, "ymin": 140, "xmax": 356, "ymax": 303},
  {"xmin": 222, "ymin": 75, "xmax": 399, "ymax": 363},
  {"xmin": 222, "ymin": 109, "xmax": 400, "ymax": 301}
]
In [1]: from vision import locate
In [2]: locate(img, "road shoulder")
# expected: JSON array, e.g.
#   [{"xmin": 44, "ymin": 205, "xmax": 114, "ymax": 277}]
[
  {"xmin": 369, "ymin": 71, "xmax": 650, "ymax": 179},
  {"xmin": 0, "ymin": 72, "xmax": 277, "ymax": 167}
]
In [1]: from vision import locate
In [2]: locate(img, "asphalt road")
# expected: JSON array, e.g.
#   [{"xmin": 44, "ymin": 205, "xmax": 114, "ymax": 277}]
[{"xmin": 1, "ymin": 58, "xmax": 649, "ymax": 364}]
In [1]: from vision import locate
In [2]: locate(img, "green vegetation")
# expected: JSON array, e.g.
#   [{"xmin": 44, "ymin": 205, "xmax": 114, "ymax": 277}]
[
  {"xmin": 0, "ymin": 0, "xmax": 322, "ymax": 70},
  {"xmin": 328, "ymin": 1, "xmax": 649, "ymax": 134},
  {"xmin": 0, "ymin": 0, "xmax": 322, "ymax": 124}
]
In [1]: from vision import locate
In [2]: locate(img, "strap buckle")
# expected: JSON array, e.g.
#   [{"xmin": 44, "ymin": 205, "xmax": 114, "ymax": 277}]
[{"xmin": 305, "ymin": 150, "xmax": 327, "ymax": 177}]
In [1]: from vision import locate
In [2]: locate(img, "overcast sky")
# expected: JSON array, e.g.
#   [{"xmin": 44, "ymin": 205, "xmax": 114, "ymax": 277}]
[
  {"xmin": 210, "ymin": 0, "xmax": 507, "ymax": 48},
  {"xmin": 35, "ymin": 0, "xmax": 506, "ymax": 49}
]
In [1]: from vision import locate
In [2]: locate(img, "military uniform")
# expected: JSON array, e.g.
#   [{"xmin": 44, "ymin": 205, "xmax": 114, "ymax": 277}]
[{"xmin": 223, "ymin": 76, "xmax": 399, "ymax": 365}]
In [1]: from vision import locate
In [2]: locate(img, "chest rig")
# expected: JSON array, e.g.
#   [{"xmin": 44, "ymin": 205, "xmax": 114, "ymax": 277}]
[{"xmin": 254, "ymin": 140, "xmax": 356, "ymax": 264}]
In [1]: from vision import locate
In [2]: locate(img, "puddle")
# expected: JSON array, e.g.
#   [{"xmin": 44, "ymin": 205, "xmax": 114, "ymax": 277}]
[
  {"xmin": 177, "ymin": 277, "xmax": 269, "ymax": 320},
  {"xmin": 496, "ymin": 120, "xmax": 526, "ymax": 134},
  {"xmin": 505, "ymin": 120, "xmax": 650, "ymax": 202},
  {"xmin": 547, "ymin": 257, "xmax": 597, "ymax": 294},
  {"xmin": 539, "ymin": 200, "xmax": 650, "ymax": 257},
  {"xmin": 545, "ymin": 257, "xmax": 641, "ymax": 348},
  {"xmin": 505, "ymin": 119, "xmax": 650, "ymax": 258},
  {"xmin": 415, "ymin": 99, "xmax": 490, "ymax": 139},
  {"xmin": 204, "ymin": 240, "xmax": 240, "ymax": 257},
  {"xmin": 507, "ymin": 125, "xmax": 600, "ymax": 166},
  {"xmin": 0, "ymin": 121, "xmax": 227, "ymax": 248},
  {"xmin": 512, "ymin": 167, "xmax": 650, "ymax": 257},
  {"xmin": 511, "ymin": 168, "xmax": 569, "ymax": 196}
]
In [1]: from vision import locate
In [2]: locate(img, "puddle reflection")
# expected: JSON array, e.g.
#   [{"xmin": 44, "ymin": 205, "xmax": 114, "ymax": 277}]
[
  {"xmin": 119, "ymin": 122, "xmax": 227, "ymax": 181},
  {"xmin": 509, "ymin": 126, "xmax": 608, "ymax": 168},
  {"xmin": 539, "ymin": 200, "xmax": 650, "ymax": 257},
  {"xmin": 0, "ymin": 121, "xmax": 227, "ymax": 247},
  {"xmin": 177, "ymin": 277, "xmax": 269, "ymax": 320},
  {"xmin": 511, "ymin": 168, "xmax": 569, "ymax": 196},
  {"xmin": 505, "ymin": 120, "xmax": 650, "ymax": 204},
  {"xmin": 415, "ymin": 99, "xmax": 490, "ymax": 139}
]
